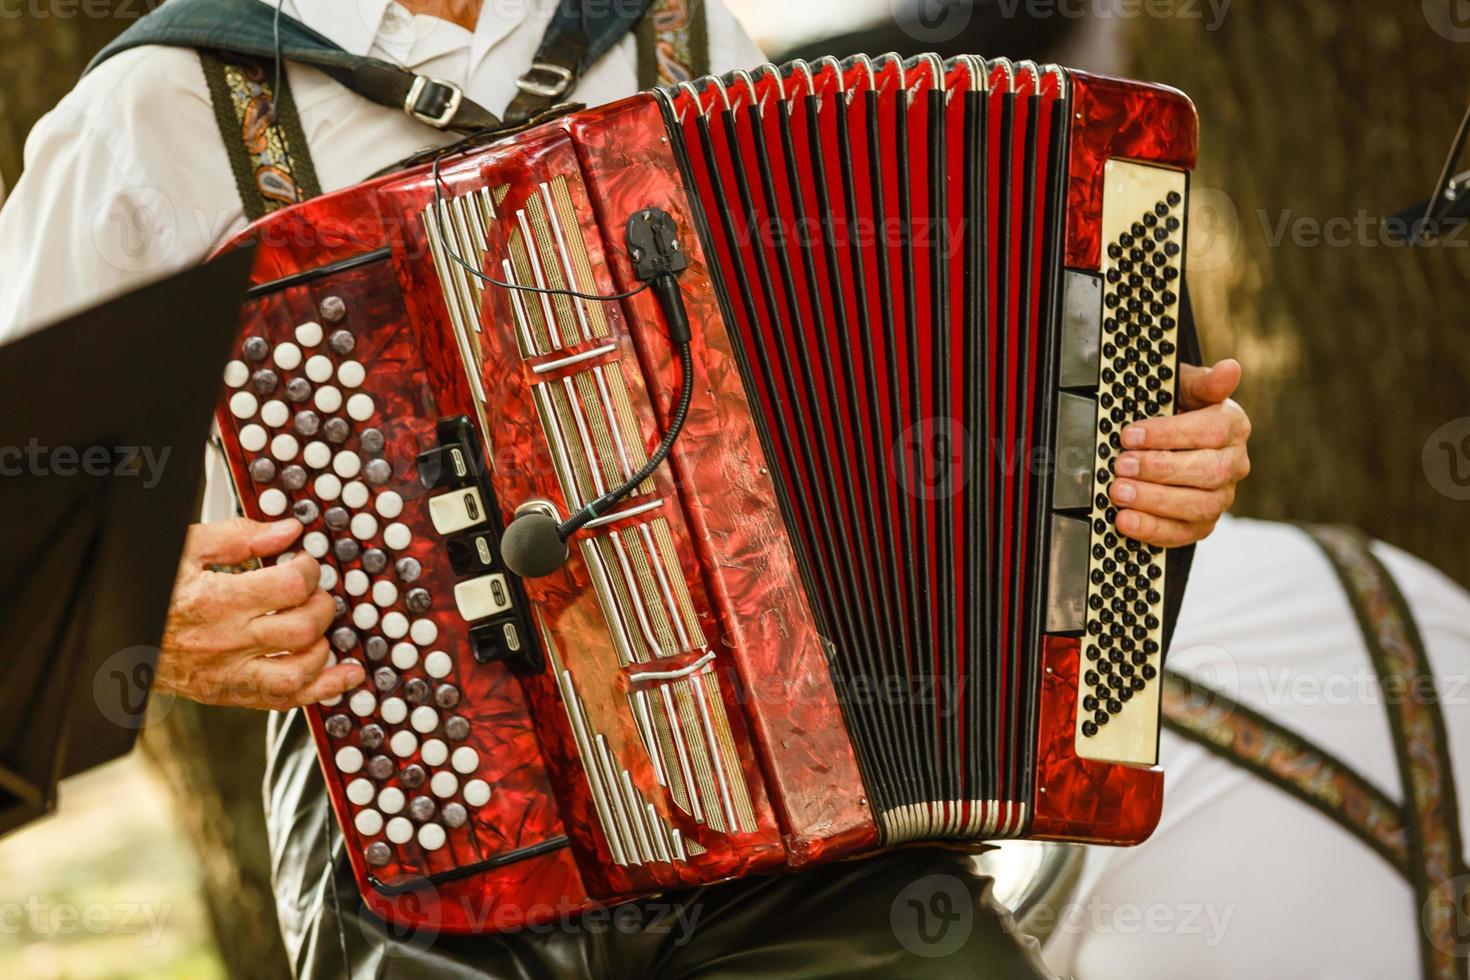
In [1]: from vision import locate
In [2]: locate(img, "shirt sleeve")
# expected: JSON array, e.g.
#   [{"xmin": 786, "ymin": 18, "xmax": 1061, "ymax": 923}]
[
  {"xmin": 705, "ymin": 0, "xmax": 768, "ymax": 73},
  {"xmin": 0, "ymin": 46, "xmax": 242, "ymax": 345}
]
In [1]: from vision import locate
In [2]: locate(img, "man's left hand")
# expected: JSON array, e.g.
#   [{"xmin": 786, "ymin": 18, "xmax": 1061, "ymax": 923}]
[{"xmin": 1108, "ymin": 358, "xmax": 1251, "ymax": 549}]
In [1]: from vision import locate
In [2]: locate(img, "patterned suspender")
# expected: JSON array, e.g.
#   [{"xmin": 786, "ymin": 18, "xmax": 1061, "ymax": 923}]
[
  {"xmin": 200, "ymin": 52, "xmax": 321, "ymax": 221},
  {"xmin": 636, "ymin": 0, "xmax": 710, "ymax": 89},
  {"xmin": 1162, "ymin": 525, "xmax": 1469, "ymax": 980}
]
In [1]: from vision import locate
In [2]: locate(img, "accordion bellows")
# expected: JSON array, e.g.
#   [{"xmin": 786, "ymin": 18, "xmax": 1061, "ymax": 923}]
[{"xmin": 214, "ymin": 54, "xmax": 1198, "ymax": 931}]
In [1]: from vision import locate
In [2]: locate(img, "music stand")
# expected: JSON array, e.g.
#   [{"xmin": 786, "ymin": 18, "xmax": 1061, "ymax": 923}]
[{"xmin": 0, "ymin": 247, "xmax": 255, "ymax": 836}]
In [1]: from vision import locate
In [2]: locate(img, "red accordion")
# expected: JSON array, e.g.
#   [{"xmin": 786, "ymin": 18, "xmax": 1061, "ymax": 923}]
[{"xmin": 213, "ymin": 54, "xmax": 1198, "ymax": 932}]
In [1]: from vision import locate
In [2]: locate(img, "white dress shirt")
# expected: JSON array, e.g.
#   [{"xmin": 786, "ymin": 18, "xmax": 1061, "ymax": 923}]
[
  {"xmin": 0, "ymin": 0, "xmax": 762, "ymax": 522},
  {"xmin": 1041, "ymin": 516, "xmax": 1470, "ymax": 979}
]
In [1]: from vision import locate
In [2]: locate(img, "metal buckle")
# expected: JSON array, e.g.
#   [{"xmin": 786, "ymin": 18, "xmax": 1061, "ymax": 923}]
[
  {"xmin": 515, "ymin": 62, "xmax": 576, "ymax": 99},
  {"xmin": 404, "ymin": 75, "xmax": 464, "ymax": 129}
]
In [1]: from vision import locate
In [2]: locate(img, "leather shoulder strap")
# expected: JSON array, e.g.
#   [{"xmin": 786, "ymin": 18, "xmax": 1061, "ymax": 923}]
[
  {"xmin": 199, "ymin": 51, "xmax": 321, "ymax": 221},
  {"xmin": 89, "ymin": 0, "xmax": 500, "ymax": 132}
]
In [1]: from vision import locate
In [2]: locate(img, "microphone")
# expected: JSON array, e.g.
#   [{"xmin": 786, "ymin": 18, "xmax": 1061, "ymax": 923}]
[
  {"xmin": 501, "ymin": 207, "xmax": 693, "ymax": 580},
  {"xmin": 500, "ymin": 511, "xmax": 570, "ymax": 580}
]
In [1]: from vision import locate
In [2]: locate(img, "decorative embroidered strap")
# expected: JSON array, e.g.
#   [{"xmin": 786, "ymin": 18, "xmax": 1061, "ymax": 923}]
[
  {"xmin": 1161, "ymin": 671, "xmax": 1412, "ymax": 874},
  {"xmin": 1306, "ymin": 524, "xmax": 1470, "ymax": 978},
  {"xmin": 636, "ymin": 0, "xmax": 710, "ymax": 90},
  {"xmin": 200, "ymin": 51, "xmax": 322, "ymax": 222},
  {"xmin": 1162, "ymin": 525, "xmax": 1469, "ymax": 980}
]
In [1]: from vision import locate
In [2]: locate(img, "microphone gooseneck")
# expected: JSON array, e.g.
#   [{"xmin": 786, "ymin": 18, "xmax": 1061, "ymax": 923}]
[{"xmin": 500, "ymin": 206, "xmax": 696, "ymax": 580}]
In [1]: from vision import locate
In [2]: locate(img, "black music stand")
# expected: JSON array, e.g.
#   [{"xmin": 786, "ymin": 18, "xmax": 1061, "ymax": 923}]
[{"xmin": 0, "ymin": 247, "xmax": 255, "ymax": 837}]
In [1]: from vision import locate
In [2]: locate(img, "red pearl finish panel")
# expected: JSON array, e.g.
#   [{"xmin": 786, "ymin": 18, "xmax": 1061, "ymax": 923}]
[
  {"xmin": 1030, "ymin": 636, "xmax": 1164, "ymax": 843},
  {"xmin": 213, "ymin": 184, "xmax": 589, "ymax": 933},
  {"xmin": 569, "ymin": 97, "xmax": 880, "ymax": 863},
  {"xmin": 1065, "ymin": 70, "xmax": 1198, "ymax": 272}
]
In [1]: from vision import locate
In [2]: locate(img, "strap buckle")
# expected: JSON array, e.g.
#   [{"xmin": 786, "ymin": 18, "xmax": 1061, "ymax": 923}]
[
  {"xmin": 404, "ymin": 75, "xmax": 465, "ymax": 129},
  {"xmin": 515, "ymin": 61, "xmax": 576, "ymax": 99}
]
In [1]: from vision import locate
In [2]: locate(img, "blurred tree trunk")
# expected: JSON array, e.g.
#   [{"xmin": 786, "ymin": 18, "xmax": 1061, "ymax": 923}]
[
  {"xmin": 0, "ymin": 6, "xmax": 291, "ymax": 978},
  {"xmin": 1130, "ymin": 2, "xmax": 1470, "ymax": 586}
]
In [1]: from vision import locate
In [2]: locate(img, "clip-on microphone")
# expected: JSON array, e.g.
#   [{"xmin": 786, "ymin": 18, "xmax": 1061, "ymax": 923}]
[{"xmin": 501, "ymin": 208, "xmax": 693, "ymax": 579}]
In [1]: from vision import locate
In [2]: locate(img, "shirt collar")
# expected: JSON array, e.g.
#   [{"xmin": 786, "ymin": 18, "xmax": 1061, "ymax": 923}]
[{"xmin": 262, "ymin": 0, "xmax": 388, "ymax": 58}]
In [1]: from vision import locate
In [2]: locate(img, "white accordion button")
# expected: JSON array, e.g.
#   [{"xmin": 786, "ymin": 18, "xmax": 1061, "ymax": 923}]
[
  {"xmin": 451, "ymin": 747, "xmax": 479, "ymax": 775},
  {"xmin": 334, "ymin": 746, "xmax": 364, "ymax": 773},
  {"xmin": 295, "ymin": 321, "xmax": 324, "ymax": 347},
  {"xmin": 270, "ymin": 433, "xmax": 299, "ymax": 462},
  {"xmin": 348, "ymin": 690, "xmax": 376, "ymax": 717},
  {"xmin": 305, "ymin": 354, "xmax": 334, "ymax": 383},
  {"xmin": 380, "ymin": 697, "xmax": 407, "ymax": 725},
  {"xmin": 463, "ymin": 779, "xmax": 491, "ymax": 807},
  {"xmin": 375, "ymin": 491, "xmax": 404, "ymax": 519},
  {"xmin": 424, "ymin": 651, "xmax": 452, "ymax": 679},
  {"xmin": 334, "ymin": 451, "xmax": 362, "ymax": 480},
  {"xmin": 273, "ymin": 342, "xmax": 302, "ymax": 371},
  {"xmin": 258, "ymin": 489, "xmax": 288, "ymax": 517},
  {"xmin": 421, "ymin": 739, "xmax": 448, "ymax": 767},
  {"xmin": 454, "ymin": 574, "xmax": 513, "ymax": 621},
  {"xmin": 342, "ymin": 480, "xmax": 369, "ymax": 509},
  {"xmin": 344, "ymin": 570, "xmax": 369, "ymax": 597},
  {"xmin": 346, "ymin": 393, "xmax": 375, "ymax": 422},
  {"xmin": 321, "ymin": 693, "xmax": 342, "ymax": 708},
  {"xmin": 353, "ymin": 809, "xmax": 384, "ymax": 837},
  {"xmin": 382, "ymin": 612, "xmax": 408, "ymax": 639},
  {"xmin": 377, "ymin": 787, "xmax": 405, "ymax": 814},
  {"xmin": 239, "ymin": 424, "xmax": 268, "ymax": 452},
  {"xmin": 429, "ymin": 771, "xmax": 457, "ymax": 798},
  {"xmin": 389, "ymin": 730, "xmax": 417, "ymax": 758},
  {"xmin": 346, "ymin": 778, "xmax": 375, "ymax": 806},
  {"xmin": 410, "ymin": 706, "xmax": 438, "ymax": 734},
  {"xmin": 224, "ymin": 359, "xmax": 249, "ymax": 388},
  {"xmin": 314, "ymin": 385, "xmax": 342, "ymax": 414},
  {"xmin": 303, "ymin": 532, "xmax": 329, "ymax": 559},
  {"xmin": 373, "ymin": 580, "xmax": 399, "ymax": 608},
  {"xmin": 314, "ymin": 473, "xmax": 342, "ymax": 501},
  {"xmin": 318, "ymin": 564, "xmax": 339, "ymax": 592},
  {"xmin": 261, "ymin": 399, "xmax": 289, "ymax": 428},
  {"xmin": 428, "ymin": 488, "xmax": 486, "ymax": 536},
  {"xmin": 390, "ymin": 642, "xmax": 418, "ymax": 670},
  {"xmin": 338, "ymin": 360, "xmax": 366, "ymax": 388},
  {"xmin": 383, "ymin": 522, "xmax": 413, "ymax": 551},
  {"xmin": 303, "ymin": 440, "xmax": 331, "ymax": 470},
  {"xmin": 351, "ymin": 512, "xmax": 378, "ymax": 540},
  {"xmin": 352, "ymin": 603, "xmax": 380, "ymax": 631},
  {"xmin": 385, "ymin": 817, "xmax": 413, "ymax": 845},
  {"xmin": 410, "ymin": 619, "xmax": 438, "ymax": 646},
  {"xmin": 417, "ymin": 823, "xmax": 446, "ymax": 851},
  {"xmin": 229, "ymin": 390, "xmax": 258, "ymax": 420}
]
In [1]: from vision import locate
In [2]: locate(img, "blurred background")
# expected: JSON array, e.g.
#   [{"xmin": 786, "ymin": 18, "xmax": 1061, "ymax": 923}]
[{"xmin": 2, "ymin": 0, "xmax": 1468, "ymax": 976}]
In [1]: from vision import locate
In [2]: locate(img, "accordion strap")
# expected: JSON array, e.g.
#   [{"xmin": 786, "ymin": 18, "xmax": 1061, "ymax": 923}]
[
  {"xmin": 1162, "ymin": 525, "xmax": 1469, "ymax": 980},
  {"xmin": 88, "ymin": 0, "xmax": 502, "ymax": 133}
]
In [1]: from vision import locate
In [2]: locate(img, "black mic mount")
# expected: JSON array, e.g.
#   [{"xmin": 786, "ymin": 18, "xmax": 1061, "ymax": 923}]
[{"xmin": 500, "ymin": 207, "xmax": 695, "ymax": 580}]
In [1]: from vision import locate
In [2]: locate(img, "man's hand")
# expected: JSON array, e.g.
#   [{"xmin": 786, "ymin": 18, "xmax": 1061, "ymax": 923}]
[
  {"xmin": 1109, "ymin": 358, "xmax": 1251, "ymax": 549},
  {"xmin": 157, "ymin": 517, "xmax": 364, "ymax": 710}
]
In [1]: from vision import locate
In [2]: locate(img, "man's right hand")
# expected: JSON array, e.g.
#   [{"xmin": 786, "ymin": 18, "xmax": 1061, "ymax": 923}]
[{"xmin": 157, "ymin": 517, "xmax": 364, "ymax": 710}]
